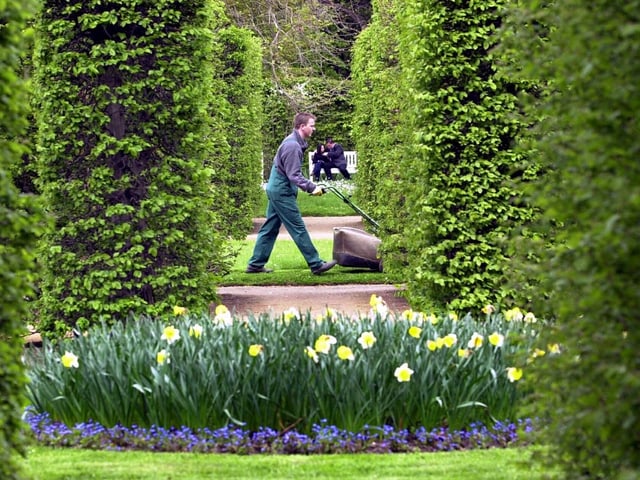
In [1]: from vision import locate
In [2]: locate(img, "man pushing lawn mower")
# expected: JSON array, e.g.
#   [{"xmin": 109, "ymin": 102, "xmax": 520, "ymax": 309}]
[{"xmin": 246, "ymin": 112, "xmax": 337, "ymax": 275}]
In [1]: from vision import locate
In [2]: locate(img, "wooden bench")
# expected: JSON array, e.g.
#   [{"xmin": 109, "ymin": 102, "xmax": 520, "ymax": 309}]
[{"xmin": 308, "ymin": 151, "xmax": 357, "ymax": 178}]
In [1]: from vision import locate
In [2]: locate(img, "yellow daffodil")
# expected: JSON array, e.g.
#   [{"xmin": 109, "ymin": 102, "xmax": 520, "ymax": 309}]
[
  {"xmin": 468, "ymin": 332, "xmax": 484, "ymax": 349},
  {"xmin": 533, "ymin": 348, "xmax": 546, "ymax": 358},
  {"xmin": 248, "ymin": 344, "xmax": 264, "ymax": 357},
  {"xmin": 161, "ymin": 325, "xmax": 181, "ymax": 344},
  {"xmin": 323, "ymin": 307, "xmax": 338, "ymax": 321},
  {"xmin": 408, "ymin": 326, "xmax": 422, "ymax": 338},
  {"xmin": 504, "ymin": 307, "xmax": 524, "ymax": 322},
  {"xmin": 402, "ymin": 309, "xmax": 426, "ymax": 322},
  {"xmin": 394, "ymin": 363, "xmax": 414, "ymax": 382},
  {"xmin": 189, "ymin": 324, "xmax": 203, "ymax": 339},
  {"xmin": 488, "ymin": 332, "xmax": 504, "ymax": 348},
  {"xmin": 214, "ymin": 304, "xmax": 232, "ymax": 326},
  {"xmin": 458, "ymin": 348, "xmax": 471, "ymax": 358},
  {"xmin": 426, "ymin": 313, "xmax": 438, "ymax": 325},
  {"xmin": 506, "ymin": 367, "xmax": 523, "ymax": 382},
  {"xmin": 357, "ymin": 331, "xmax": 377, "ymax": 349},
  {"xmin": 173, "ymin": 305, "xmax": 187, "ymax": 316},
  {"xmin": 314, "ymin": 334, "xmax": 337, "ymax": 354},
  {"xmin": 426, "ymin": 339, "xmax": 438, "ymax": 351},
  {"xmin": 61, "ymin": 351, "xmax": 79, "ymax": 368},
  {"xmin": 369, "ymin": 294, "xmax": 388, "ymax": 318},
  {"xmin": 482, "ymin": 304, "xmax": 495, "ymax": 314},
  {"xmin": 305, "ymin": 346, "xmax": 319, "ymax": 363},
  {"xmin": 337, "ymin": 345, "xmax": 355, "ymax": 361},
  {"xmin": 443, "ymin": 333, "xmax": 457, "ymax": 348},
  {"xmin": 448, "ymin": 311, "xmax": 458, "ymax": 322},
  {"xmin": 157, "ymin": 349, "xmax": 170, "ymax": 365},
  {"xmin": 524, "ymin": 312, "xmax": 537, "ymax": 323},
  {"xmin": 283, "ymin": 307, "xmax": 299, "ymax": 322},
  {"xmin": 548, "ymin": 343, "xmax": 561, "ymax": 354},
  {"xmin": 369, "ymin": 294, "xmax": 382, "ymax": 307}
]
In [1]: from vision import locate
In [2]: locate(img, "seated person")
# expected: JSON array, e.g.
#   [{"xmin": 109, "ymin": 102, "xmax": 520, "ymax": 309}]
[
  {"xmin": 324, "ymin": 137, "xmax": 351, "ymax": 180},
  {"xmin": 311, "ymin": 143, "xmax": 333, "ymax": 181}
]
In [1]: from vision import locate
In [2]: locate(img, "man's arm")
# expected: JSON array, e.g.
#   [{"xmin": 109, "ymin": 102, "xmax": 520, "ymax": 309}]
[{"xmin": 280, "ymin": 143, "xmax": 317, "ymax": 193}]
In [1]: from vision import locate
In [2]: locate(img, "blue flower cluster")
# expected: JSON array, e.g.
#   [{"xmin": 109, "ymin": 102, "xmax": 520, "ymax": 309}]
[{"xmin": 25, "ymin": 411, "xmax": 534, "ymax": 454}]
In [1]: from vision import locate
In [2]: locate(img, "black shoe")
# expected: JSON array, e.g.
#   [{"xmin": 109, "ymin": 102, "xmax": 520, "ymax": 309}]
[
  {"xmin": 245, "ymin": 265, "xmax": 273, "ymax": 273},
  {"xmin": 312, "ymin": 260, "xmax": 337, "ymax": 275}
]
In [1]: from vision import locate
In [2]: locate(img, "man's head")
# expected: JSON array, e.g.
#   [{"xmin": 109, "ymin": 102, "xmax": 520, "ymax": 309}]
[
  {"xmin": 294, "ymin": 112, "xmax": 316, "ymax": 139},
  {"xmin": 325, "ymin": 137, "xmax": 334, "ymax": 146}
]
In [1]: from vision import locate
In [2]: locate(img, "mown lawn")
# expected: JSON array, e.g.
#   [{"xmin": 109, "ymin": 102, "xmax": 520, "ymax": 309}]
[{"xmin": 23, "ymin": 446, "xmax": 556, "ymax": 479}]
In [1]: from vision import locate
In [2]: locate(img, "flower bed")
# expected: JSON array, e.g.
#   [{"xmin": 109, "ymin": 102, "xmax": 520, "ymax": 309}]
[{"xmin": 24, "ymin": 297, "xmax": 554, "ymax": 436}]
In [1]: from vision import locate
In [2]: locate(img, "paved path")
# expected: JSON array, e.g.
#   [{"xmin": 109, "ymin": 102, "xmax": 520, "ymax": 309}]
[{"xmin": 217, "ymin": 216, "xmax": 410, "ymax": 318}]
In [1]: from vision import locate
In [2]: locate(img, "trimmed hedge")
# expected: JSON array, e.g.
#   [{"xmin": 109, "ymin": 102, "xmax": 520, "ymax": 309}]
[
  {"xmin": 351, "ymin": 0, "xmax": 408, "ymax": 229},
  {"xmin": 213, "ymin": 25, "xmax": 264, "ymax": 240},
  {"xmin": 386, "ymin": 0, "xmax": 539, "ymax": 311},
  {"xmin": 0, "ymin": 0, "xmax": 43, "ymax": 478},
  {"xmin": 33, "ymin": 0, "xmax": 229, "ymax": 335}
]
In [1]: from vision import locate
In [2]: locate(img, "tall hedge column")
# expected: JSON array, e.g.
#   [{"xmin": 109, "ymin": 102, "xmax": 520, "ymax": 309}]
[{"xmin": 34, "ymin": 0, "xmax": 227, "ymax": 335}]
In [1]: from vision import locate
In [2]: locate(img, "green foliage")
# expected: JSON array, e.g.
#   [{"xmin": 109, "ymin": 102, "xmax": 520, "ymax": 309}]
[
  {"xmin": 351, "ymin": 0, "xmax": 408, "ymax": 227},
  {"xmin": 33, "ymin": 0, "xmax": 231, "ymax": 335},
  {"xmin": 0, "ymin": 0, "xmax": 44, "ymax": 478},
  {"xmin": 386, "ymin": 0, "xmax": 539, "ymax": 311},
  {"xmin": 210, "ymin": 25, "xmax": 264, "ymax": 240},
  {"xmin": 499, "ymin": 1, "xmax": 640, "ymax": 478},
  {"xmin": 25, "ymin": 309, "xmax": 538, "ymax": 433}
]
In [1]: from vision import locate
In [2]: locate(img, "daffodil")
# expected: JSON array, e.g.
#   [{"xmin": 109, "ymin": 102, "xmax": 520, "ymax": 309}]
[
  {"xmin": 458, "ymin": 348, "xmax": 471, "ymax": 358},
  {"xmin": 506, "ymin": 367, "xmax": 523, "ymax": 382},
  {"xmin": 357, "ymin": 331, "xmax": 377, "ymax": 349},
  {"xmin": 504, "ymin": 307, "xmax": 524, "ymax": 322},
  {"xmin": 283, "ymin": 307, "xmax": 299, "ymax": 322},
  {"xmin": 532, "ymin": 348, "xmax": 545, "ymax": 358},
  {"xmin": 468, "ymin": 332, "xmax": 484, "ymax": 349},
  {"xmin": 189, "ymin": 324, "xmax": 203, "ymax": 339},
  {"xmin": 448, "ymin": 311, "xmax": 458, "ymax": 322},
  {"xmin": 402, "ymin": 309, "xmax": 426, "ymax": 322},
  {"xmin": 524, "ymin": 312, "xmax": 537, "ymax": 323},
  {"xmin": 488, "ymin": 332, "xmax": 504, "ymax": 348},
  {"xmin": 337, "ymin": 345, "xmax": 355, "ymax": 361},
  {"xmin": 394, "ymin": 363, "xmax": 414, "ymax": 382},
  {"xmin": 323, "ymin": 307, "xmax": 338, "ymax": 321},
  {"xmin": 314, "ymin": 334, "xmax": 337, "ymax": 354},
  {"xmin": 173, "ymin": 305, "xmax": 187, "ymax": 316},
  {"xmin": 443, "ymin": 333, "xmax": 457, "ymax": 348},
  {"xmin": 214, "ymin": 304, "xmax": 232, "ymax": 326},
  {"xmin": 305, "ymin": 346, "xmax": 319, "ymax": 363},
  {"xmin": 426, "ymin": 313, "xmax": 438, "ymax": 325},
  {"xmin": 248, "ymin": 344, "xmax": 264, "ymax": 357},
  {"xmin": 548, "ymin": 343, "xmax": 561, "ymax": 354},
  {"xmin": 426, "ymin": 339, "xmax": 438, "ymax": 351},
  {"xmin": 482, "ymin": 304, "xmax": 495, "ymax": 314},
  {"xmin": 61, "ymin": 351, "xmax": 79, "ymax": 368},
  {"xmin": 408, "ymin": 326, "xmax": 422, "ymax": 338},
  {"xmin": 157, "ymin": 349, "xmax": 170, "ymax": 365},
  {"xmin": 369, "ymin": 294, "xmax": 388, "ymax": 318},
  {"xmin": 161, "ymin": 325, "xmax": 181, "ymax": 344}
]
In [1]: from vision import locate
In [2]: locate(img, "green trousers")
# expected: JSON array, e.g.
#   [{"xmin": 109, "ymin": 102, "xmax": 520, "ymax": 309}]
[{"xmin": 248, "ymin": 166, "xmax": 323, "ymax": 271}]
